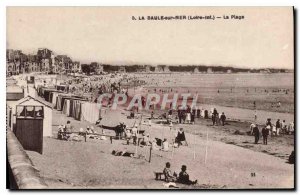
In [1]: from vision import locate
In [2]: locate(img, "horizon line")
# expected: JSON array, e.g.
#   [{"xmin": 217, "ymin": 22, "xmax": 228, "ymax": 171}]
[{"xmin": 7, "ymin": 47, "xmax": 294, "ymax": 70}]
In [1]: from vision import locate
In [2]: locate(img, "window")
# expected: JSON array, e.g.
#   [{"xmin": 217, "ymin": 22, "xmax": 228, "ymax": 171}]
[
  {"xmin": 25, "ymin": 106, "xmax": 35, "ymax": 118},
  {"xmin": 16, "ymin": 105, "xmax": 44, "ymax": 119},
  {"xmin": 35, "ymin": 106, "xmax": 44, "ymax": 118},
  {"xmin": 16, "ymin": 106, "xmax": 26, "ymax": 117}
]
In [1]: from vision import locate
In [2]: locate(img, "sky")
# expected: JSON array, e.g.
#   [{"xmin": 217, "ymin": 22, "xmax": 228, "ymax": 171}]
[{"xmin": 6, "ymin": 7, "xmax": 294, "ymax": 69}]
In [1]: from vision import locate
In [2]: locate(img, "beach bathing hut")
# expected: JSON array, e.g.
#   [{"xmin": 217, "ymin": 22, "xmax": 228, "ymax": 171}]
[
  {"xmin": 6, "ymin": 85, "xmax": 24, "ymax": 102},
  {"xmin": 8, "ymin": 95, "xmax": 53, "ymax": 138},
  {"xmin": 7, "ymin": 85, "xmax": 25, "ymax": 130}
]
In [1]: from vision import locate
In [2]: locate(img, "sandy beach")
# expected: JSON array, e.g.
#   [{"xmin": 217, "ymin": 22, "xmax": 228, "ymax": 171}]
[{"xmin": 26, "ymin": 107, "xmax": 294, "ymax": 189}]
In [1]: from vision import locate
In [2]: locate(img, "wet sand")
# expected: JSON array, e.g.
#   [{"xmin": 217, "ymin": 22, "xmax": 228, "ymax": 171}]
[{"xmin": 128, "ymin": 73, "xmax": 294, "ymax": 114}]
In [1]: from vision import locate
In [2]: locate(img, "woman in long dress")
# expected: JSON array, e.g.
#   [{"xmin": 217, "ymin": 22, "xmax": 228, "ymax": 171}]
[{"xmin": 186, "ymin": 112, "xmax": 191, "ymax": 124}]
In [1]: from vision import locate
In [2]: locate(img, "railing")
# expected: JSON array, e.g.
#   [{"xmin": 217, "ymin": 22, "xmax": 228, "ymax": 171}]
[{"xmin": 7, "ymin": 130, "xmax": 48, "ymax": 189}]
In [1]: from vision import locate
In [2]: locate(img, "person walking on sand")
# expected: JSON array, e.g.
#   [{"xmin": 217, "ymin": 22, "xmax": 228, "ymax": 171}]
[
  {"xmin": 215, "ymin": 112, "xmax": 220, "ymax": 126},
  {"xmin": 177, "ymin": 109, "xmax": 182, "ymax": 124},
  {"xmin": 253, "ymin": 124, "xmax": 260, "ymax": 144},
  {"xmin": 276, "ymin": 119, "xmax": 281, "ymax": 136},
  {"xmin": 262, "ymin": 126, "xmax": 269, "ymax": 145},
  {"xmin": 212, "ymin": 108, "xmax": 218, "ymax": 125},
  {"xmin": 132, "ymin": 124, "xmax": 138, "ymax": 145},
  {"xmin": 125, "ymin": 129, "xmax": 132, "ymax": 145},
  {"xmin": 191, "ymin": 110, "xmax": 195, "ymax": 124},
  {"xmin": 220, "ymin": 112, "xmax": 226, "ymax": 126}
]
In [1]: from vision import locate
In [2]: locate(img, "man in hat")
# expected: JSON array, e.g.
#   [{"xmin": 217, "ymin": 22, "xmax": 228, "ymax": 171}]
[
  {"xmin": 262, "ymin": 126, "xmax": 269, "ymax": 145},
  {"xmin": 220, "ymin": 112, "xmax": 226, "ymax": 126},
  {"xmin": 177, "ymin": 108, "xmax": 182, "ymax": 124},
  {"xmin": 177, "ymin": 165, "xmax": 197, "ymax": 185},
  {"xmin": 212, "ymin": 108, "xmax": 218, "ymax": 123},
  {"xmin": 253, "ymin": 124, "xmax": 260, "ymax": 144}
]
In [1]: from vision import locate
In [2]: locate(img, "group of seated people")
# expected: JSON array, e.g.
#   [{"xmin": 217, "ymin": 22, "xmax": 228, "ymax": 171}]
[
  {"xmin": 57, "ymin": 120, "xmax": 107, "ymax": 141},
  {"xmin": 123, "ymin": 126, "xmax": 188, "ymax": 152},
  {"xmin": 57, "ymin": 121, "xmax": 76, "ymax": 141},
  {"xmin": 163, "ymin": 162, "xmax": 197, "ymax": 185},
  {"xmin": 151, "ymin": 138, "xmax": 170, "ymax": 151}
]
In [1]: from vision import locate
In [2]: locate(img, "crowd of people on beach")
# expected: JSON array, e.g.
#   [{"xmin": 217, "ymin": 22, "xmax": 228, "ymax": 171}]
[
  {"xmin": 153, "ymin": 106, "xmax": 227, "ymax": 126},
  {"xmin": 250, "ymin": 118, "xmax": 294, "ymax": 145},
  {"xmin": 26, "ymin": 72, "xmax": 294, "ymax": 188},
  {"xmin": 50, "ymin": 73, "xmax": 140, "ymax": 103},
  {"xmin": 57, "ymin": 120, "xmax": 105, "ymax": 141},
  {"xmin": 56, "ymin": 115, "xmax": 190, "ymax": 154}
]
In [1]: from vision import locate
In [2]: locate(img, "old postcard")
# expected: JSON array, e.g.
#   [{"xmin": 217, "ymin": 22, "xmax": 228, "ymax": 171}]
[{"xmin": 6, "ymin": 7, "xmax": 294, "ymax": 189}]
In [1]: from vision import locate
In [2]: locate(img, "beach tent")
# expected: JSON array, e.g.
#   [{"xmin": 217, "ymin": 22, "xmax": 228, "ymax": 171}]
[
  {"xmin": 8, "ymin": 95, "xmax": 53, "ymax": 137},
  {"xmin": 81, "ymin": 102, "xmax": 101, "ymax": 124}
]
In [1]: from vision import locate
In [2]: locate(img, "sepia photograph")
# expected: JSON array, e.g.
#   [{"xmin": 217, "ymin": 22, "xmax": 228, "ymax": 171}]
[{"xmin": 6, "ymin": 6, "xmax": 294, "ymax": 189}]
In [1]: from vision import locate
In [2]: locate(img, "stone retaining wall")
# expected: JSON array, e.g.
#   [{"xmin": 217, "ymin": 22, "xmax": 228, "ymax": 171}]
[{"xmin": 7, "ymin": 130, "xmax": 47, "ymax": 189}]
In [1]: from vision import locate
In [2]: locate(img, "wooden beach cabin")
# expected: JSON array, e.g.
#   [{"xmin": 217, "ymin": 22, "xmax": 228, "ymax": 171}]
[{"xmin": 8, "ymin": 95, "xmax": 53, "ymax": 139}]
